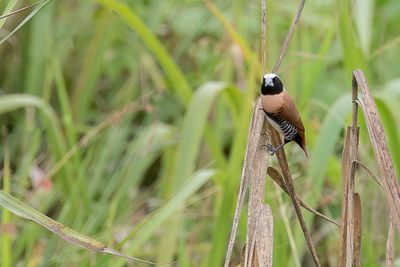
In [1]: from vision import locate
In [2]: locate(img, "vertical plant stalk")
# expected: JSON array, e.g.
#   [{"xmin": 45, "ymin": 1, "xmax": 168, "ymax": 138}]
[
  {"xmin": 243, "ymin": 1, "xmax": 273, "ymax": 266},
  {"xmin": 271, "ymin": 128, "xmax": 321, "ymax": 267},
  {"xmin": 244, "ymin": 117, "xmax": 273, "ymax": 267},
  {"xmin": 225, "ymin": 0, "xmax": 316, "ymax": 266},
  {"xmin": 339, "ymin": 74, "xmax": 360, "ymax": 267},
  {"xmin": 223, "ymin": 98, "xmax": 266, "ymax": 267},
  {"xmin": 224, "ymin": 1, "xmax": 273, "ymax": 266},
  {"xmin": 254, "ymin": 204, "xmax": 274, "ymax": 266},
  {"xmin": 353, "ymin": 69, "xmax": 400, "ymax": 232},
  {"xmin": 268, "ymin": 0, "xmax": 322, "ymax": 265},
  {"xmin": 349, "ymin": 69, "xmax": 400, "ymax": 267},
  {"xmin": 338, "ymin": 126, "xmax": 351, "ymax": 266},
  {"xmin": 385, "ymin": 215, "xmax": 394, "ymax": 267},
  {"xmin": 352, "ymin": 193, "xmax": 362, "ymax": 267}
]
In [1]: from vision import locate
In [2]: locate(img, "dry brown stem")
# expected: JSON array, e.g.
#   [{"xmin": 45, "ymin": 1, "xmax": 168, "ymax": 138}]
[
  {"xmin": 338, "ymin": 73, "xmax": 360, "ymax": 267},
  {"xmin": 267, "ymin": 0, "xmax": 321, "ymax": 265},
  {"xmin": 224, "ymin": 98, "xmax": 273, "ymax": 267},
  {"xmin": 338, "ymin": 69, "xmax": 400, "ymax": 266},
  {"xmin": 224, "ymin": 1, "xmax": 274, "ymax": 266},
  {"xmin": 241, "ymin": 1, "xmax": 274, "ymax": 265},
  {"xmin": 386, "ymin": 215, "xmax": 394, "ymax": 267},
  {"xmin": 270, "ymin": 124, "xmax": 320, "ymax": 266},
  {"xmin": 243, "ymin": 100, "xmax": 273, "ymax": 267},
  {"xmin": 246, "ymin": 151, "xmax": 274, "ymax": 266},
  {"xmin": 353, "ymin": 69, "xmax": 400, "ymax": 232},
  {"xmin": 353, "ymin": 193, "xmax": 362, "ymax": 267},
  {"xmin": 225, "ymin": 0, "xmax": 316, "ymax": 266}
]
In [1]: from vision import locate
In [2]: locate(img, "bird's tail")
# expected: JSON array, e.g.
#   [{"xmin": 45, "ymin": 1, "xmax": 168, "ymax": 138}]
[{"xmin": 302, "ymin": 146, "xmax": 308, "ymax": 158}]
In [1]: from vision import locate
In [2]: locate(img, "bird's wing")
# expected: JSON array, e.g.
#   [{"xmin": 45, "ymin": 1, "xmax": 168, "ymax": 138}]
[
  {"xmin": 279, "ymin": 90, "xmax": 307, "ymax": 153},
  {"xmin": 278, "ymin": 90, "xmax": 305, "ymax": 131}
]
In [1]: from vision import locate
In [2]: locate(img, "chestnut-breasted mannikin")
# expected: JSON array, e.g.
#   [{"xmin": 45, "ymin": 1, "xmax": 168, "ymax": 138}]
[{"xmin": 260, "ymin": 73, "xmax": 308, "ymax": 156}]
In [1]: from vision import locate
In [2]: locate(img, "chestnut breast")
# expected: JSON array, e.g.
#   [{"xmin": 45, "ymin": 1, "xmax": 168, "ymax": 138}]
[{"xmin": 261, "ymin": 93, "xmax": 284, "ymax": 113}]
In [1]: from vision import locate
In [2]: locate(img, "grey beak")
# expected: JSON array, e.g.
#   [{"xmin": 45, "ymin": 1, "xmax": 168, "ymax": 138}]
[{"xmin": 265, "ymin": 79, "xmax": 273, "ymax": 87}]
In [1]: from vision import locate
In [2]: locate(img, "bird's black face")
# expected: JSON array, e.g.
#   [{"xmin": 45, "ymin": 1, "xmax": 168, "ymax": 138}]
[{"xmin": 261, "ymin": 73, "xmax": 283, "ymax": 95}]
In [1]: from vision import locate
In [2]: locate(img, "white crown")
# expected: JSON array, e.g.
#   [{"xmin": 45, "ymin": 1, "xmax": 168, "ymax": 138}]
[{"xmin": 263, "ymin": 73, "xmax": 278, "ymax": 80}]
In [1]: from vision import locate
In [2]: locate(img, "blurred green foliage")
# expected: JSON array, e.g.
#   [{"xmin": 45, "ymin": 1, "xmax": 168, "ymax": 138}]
[{"xmin": 1, "ymin": 0, "xmax": 400, "ymax": 266}]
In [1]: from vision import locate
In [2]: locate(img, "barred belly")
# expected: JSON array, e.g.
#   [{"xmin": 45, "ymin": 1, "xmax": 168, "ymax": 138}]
[{"xmin": 265, "ymin": 113, "xmax": 298, "ymax": 141}]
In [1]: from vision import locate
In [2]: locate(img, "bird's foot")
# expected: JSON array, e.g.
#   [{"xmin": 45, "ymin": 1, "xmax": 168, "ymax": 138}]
[{"xmin": 262, "ymin": 144, "xmax": 276, "ymax": 155}]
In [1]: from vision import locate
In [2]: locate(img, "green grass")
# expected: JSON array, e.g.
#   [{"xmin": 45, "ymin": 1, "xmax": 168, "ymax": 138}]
[{"xmin": 1, "ymin": 0, "xmax": 400, "ymax": 266}]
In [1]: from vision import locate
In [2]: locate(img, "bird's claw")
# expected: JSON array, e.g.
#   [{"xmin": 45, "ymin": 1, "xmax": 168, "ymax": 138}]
[{"xmin": 262, "ymin": 144, "xmax": 276, "ymax": 155}]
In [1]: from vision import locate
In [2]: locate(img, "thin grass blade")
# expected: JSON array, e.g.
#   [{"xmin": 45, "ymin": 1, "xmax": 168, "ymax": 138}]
[
  {"xmin": 0, "ymin": 0, "xmax": 51, "ymax": 45},
  {"xmin": 0, "ymin": 0, "xmax": 18, "ymax": 29},
  {"xmin": 0, "ymin": 190, "xmax": 155, "ymax": 265}
]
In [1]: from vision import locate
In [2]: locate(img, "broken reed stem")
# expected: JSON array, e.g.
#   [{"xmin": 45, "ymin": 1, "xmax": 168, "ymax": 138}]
[
  {"xmin": 338, "ymin": 74, "xmax": 360, "ymax": 267},
  {"xmin": 244, "ymin": 118, "xmax": 272, "ymax": 267},
  {"xmin": 243, "ymin": 1, "xmax": 273, "ymax": 265},
  {"xmin": 223, "ymin": 99, "xmax": 260, "ymax": 267},
  {"xmin": 340, "ymin": 69, "xmax": 400, "ymax": 267},
  {"xmin": 353, "ymin": 69, "xmax": 400, "ymax": 232}
]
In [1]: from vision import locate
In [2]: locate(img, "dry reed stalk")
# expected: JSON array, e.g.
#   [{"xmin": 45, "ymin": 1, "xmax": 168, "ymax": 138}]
[
  {"xmin": 269, "ymin": 126, "xmax": 321, "ymax": 267},
  {"xmin": 225, "ymin": 0, "xmax": 322, "ymax": 266},
  {"xmin": 269, "ymin": 0, "xmax": 322, "ymax": 265},
  {"xmin": 338, "ymin": 127, "xmax": 351, "ymax": 266},
  {"xmin": 338, "ymin": 69, "xmax": 400, "ymax": 266},
  {"xmin": 338, "ymin": 75, "xmax": 360, "ymax": 267},
  {"xmin": 386, "ymin": 215, "xmax": 394, "ymax": 267},
  {"xmin": 352, "ymin": 193, "xmax": 362, "ymax": 267},
  {"xmin": 243, "ymin": 100, "xmax": 273, "ymax": 267},
  {"xmin": 242, "ymin": 0, "xmax": 273, "ymax": 265},
  {"xmin": 223, "ymin": 97, "xmax": 271, "ymax": 267},
  {"xmin": 254, "ymin": 204, "xmax": 274, "ymax": 266},
  {"xmin": 353, "ymin": 69, "xmax": 400, "ymax": 232},
  {"xmin": 245, "ymin": 141, "xmax": 274, "ymax": 267},
  {"xmin": 224, "ymin": 1, "xmax": 273, "ymax": 266}
]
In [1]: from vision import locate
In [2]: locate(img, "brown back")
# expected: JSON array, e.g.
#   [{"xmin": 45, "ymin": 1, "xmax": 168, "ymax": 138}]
[{"xmin": 278, "ymin": 91, "xmax": 307, "ymax": 152}]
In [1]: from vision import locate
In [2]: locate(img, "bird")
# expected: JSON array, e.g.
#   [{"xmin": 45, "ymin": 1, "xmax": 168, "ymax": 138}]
[{"xmin": 260, "ymin": 73, "xmax": 308, "ymax": 157}]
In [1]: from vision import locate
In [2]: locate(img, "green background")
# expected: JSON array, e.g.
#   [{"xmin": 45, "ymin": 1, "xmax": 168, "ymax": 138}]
[{"xmin": 1, "ymin": 0, "xmax": 400, "ymax": 266}]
